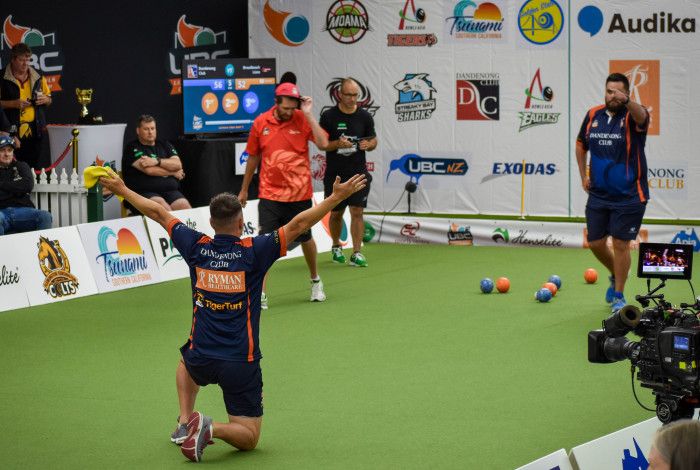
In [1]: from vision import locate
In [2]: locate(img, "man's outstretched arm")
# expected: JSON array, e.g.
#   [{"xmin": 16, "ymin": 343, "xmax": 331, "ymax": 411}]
[
  {"xmin": 282, "ymin": 174, "xmax": 366, "ymax": 241},
  {"xmin": 99, "ymin": 171, "xmax": 176, "ymax": 230}
]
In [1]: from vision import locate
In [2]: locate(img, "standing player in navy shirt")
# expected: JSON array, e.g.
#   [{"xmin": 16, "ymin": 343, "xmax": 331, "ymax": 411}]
[
  {"xmin": 576, "ymin": 73, "xmax": 650, "ymax": 314},
  {"xmin": 99, "ymin": 170, "xmax": 366, "ymax": 463}
]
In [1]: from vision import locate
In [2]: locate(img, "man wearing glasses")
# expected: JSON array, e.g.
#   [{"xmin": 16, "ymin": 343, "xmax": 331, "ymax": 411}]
[{"xmin": 319, "ymin": 78, "xmax": 377, "ymax": 267}]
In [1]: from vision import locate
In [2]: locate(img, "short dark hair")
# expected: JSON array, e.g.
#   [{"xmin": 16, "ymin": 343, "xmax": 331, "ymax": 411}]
[
  {"xmin": 11, "ymin": 43, "xmax": 31, "ymax": 59},
  {"xmin": 210, "ymin": 193, "xmax": 242, "ymax": 225},
  {"xmin": 606, "ymin": 73, "xmax": 630, "ymax": 92},
  {"xmin": 275, "ymin": 96, "xmax": 300, "ymax": 106},
  {"xmin": 136, "ymin": 114, "xmax": 155, "ymax": 127}
]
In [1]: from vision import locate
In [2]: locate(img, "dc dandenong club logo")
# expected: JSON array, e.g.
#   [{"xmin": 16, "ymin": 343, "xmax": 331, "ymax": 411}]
[
  {"xmin": 456, "ymin": 72, "xmax": 499, "ymax": 121},
  {"xmin": 324, "ymin": 0, "xmax": 370, "ymax": 44},
  {"xmin": 394, "ymin": 73, "xmax": 437, "ymax": 122}
]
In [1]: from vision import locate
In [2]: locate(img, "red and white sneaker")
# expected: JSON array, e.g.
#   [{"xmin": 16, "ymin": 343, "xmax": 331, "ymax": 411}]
[{"xmin": 181, "ymin": 411, "xmax": 213, "ymax": 462}]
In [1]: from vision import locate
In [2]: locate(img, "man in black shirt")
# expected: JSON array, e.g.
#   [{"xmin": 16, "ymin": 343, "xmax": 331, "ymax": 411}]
[
  {"xmin": 319, "ymin": 78, "xmax": 376, "ymax": 267},
  {"xmin": 122, "ymin": 115, "xmax": 191, "ymax": 211},
  {"xmin": 0, "ymin": 135, "xmax": 52, "ymax": 235}
]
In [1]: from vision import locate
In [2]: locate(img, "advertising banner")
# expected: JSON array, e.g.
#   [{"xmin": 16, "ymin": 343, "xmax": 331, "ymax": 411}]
[
  {"xmin": 13, "ymin": 226, "xmax": 98, "ymax": 306},
  {"xmin": 0, "ymin": 233, "xmax": 31, "ymax": 313},
  {"xmin": 77, "ymin": 217, "xmax": 160, "ymax": 293}
]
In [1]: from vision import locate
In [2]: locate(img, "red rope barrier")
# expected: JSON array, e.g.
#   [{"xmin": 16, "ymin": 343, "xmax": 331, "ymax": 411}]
[{"xmin": 33, "ymin": 139, "xmax": 74, "ymax": 175}]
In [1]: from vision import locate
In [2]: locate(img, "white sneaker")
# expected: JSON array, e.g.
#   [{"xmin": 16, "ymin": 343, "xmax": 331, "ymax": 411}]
[
  {"xmin": 261, "ymin": 292, "xmax": 268, "ymax": 310},
  {"xmin": 310, "ymin": 279, "xmax": 326, "ymax": 302}
]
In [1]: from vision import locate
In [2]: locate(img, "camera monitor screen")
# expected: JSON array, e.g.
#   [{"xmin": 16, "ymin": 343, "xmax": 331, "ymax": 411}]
[
  {"xmin": 182, "ymin": 58, "xmax": 276, "ymax": 134},
  {"xmin": 637, "ymin": 242, "xmax": 693, "ymax": 280}
]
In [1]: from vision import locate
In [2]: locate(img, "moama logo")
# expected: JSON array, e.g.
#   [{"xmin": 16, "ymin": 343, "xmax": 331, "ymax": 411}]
[
  {"xmin": 394, "ymin": 73, "xmax": 437, "ymax": 122},
  {"xmin": 94, "ymin": 227, "xmax": 151, "ymax": 286},
  {"xmin": 445, "ymin": 1, "xmax": 504, "ymax": 40},
  {"xmin": 672, "ymin": 229, "xmax": 700, "ymax": 253},
  {"xmin": 263, "ymin": 0, "xmax": 310, "ymax": 46},
  {"xmin": 518, "ymin": 0, "xmax": 564, "ymax": 45},
  {"xmin": 456, "ymin": 72, "xmax": 499, "ymax": 121},
  {"xmin": 386, "ymin": 153, "xmax": 468, "ymax": 184},
  {"xmin": 609, "ymin": 60, "xmax": 660, "ymax": 135},
  {"xmin": 324, "ymin": 0, "xmax": 370, "ymax": 44},
  {"xmin": 1, "ymin": 15, "xmax": 64, "ymax": 92},
  {"xmin": 37, "ymin": 236, "xmax": 79, "ymax": 298},
  {"xmin": 578, "ymin": 5, "xmax": 695, "ymax": 36},
  {"xmin": 320, "ymin": 77, "xmax": 380, "ymax": 116},
  {"xmin": 518, "ymin": 68, "xmax": 560, "ymax": 131},
  {"xmin": 167, "ymin": 15, "xmax": 230, "ymax": 95},
  {"xmin": 388, "ymin": 0, "xmax": 437, "ymax": 47}
]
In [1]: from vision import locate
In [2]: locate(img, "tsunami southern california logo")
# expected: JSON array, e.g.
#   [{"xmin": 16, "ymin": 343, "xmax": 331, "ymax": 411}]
[
  {"xmin": 263, "ymin": 0, "xmax": 310, "ymax": 46},
  {"xmin": 95, "ymin": 227, "xmax": 151, "ymax": 286},
  {"xmin": 324, "ymin": 0, "xmax": 371, "ymax": 44}
]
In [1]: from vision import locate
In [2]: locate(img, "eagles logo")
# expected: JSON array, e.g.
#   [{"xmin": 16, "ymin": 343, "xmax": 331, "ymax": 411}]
[
  {"xmin": 37, "ymin": 236, "xmax": 79, "ymax": 298},
  {"xmin": 320, "ymin": 77, "xmax": 380, "ymax": 116}
]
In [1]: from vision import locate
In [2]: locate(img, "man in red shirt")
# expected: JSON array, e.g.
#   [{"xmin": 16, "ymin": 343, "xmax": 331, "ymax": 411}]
[{"xmin": 239, "ymin": 83, "xmax": 329, "ymax": 308}]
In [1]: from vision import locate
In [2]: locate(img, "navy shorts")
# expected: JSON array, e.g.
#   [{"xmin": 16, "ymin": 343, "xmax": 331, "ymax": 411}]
[
  {"xmin": 259, "ymin": 198, "xmax": 312, "ymax": 243},
  {"xmin": 139, "ymin": 190, "xmax": 187, "ymax": 205},
  {"xmin": 181, "ymin": 349, "xmax": 263, "ymax": 417},
  {"xmin": 585, "ymin": 201, "xmax": 646, "ymax": 242},
  {"xmin": 324, "ymin": 173, "xmax": 371, "ymax": 212}
]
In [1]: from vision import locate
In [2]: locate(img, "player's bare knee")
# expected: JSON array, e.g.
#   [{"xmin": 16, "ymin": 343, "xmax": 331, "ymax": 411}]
[
  {"xmin": 349, "ymin": 206, "xmax": 364, "ymax": 218},
  {"xmin": 611, "ymin": 238, "xmax": 630, "ymax": 251}
]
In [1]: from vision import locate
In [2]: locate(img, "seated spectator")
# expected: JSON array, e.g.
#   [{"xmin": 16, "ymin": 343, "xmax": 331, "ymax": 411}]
[
  {"xmin": 0, "ymin": 135, "xmax": 52, "ymax": 235},
  {"xmin": 648, "ymin": 419, "xmax": 700, "ymax": 470},
  {"xmin": 122, "ymin": 114, "xmax": 191, "ymax": 212}
]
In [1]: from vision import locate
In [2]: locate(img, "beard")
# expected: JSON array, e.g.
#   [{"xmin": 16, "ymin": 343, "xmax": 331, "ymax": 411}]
[{"xmin": 605, "ymin": 99, "xmax": 625, "ymax": 114}]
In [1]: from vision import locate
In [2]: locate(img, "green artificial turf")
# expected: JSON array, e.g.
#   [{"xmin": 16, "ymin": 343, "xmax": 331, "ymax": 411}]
[{"xmin": 1, "ymin": 243, "xmax": 693, "ymax": 469}]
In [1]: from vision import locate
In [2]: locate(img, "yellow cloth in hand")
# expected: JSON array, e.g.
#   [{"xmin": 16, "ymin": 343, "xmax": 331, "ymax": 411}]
[{"xmin": 83, "ymin": 166, "xmax": 123, "ymax": 201}]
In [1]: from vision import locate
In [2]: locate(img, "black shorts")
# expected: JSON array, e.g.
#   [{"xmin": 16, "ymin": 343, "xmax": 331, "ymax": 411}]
[
  {"xmin": 585, "ymin": 201, "xmax": 646, "ymax": 242},
  {"xmin": 324, "ymin": 173, "xmax": 371, "ymax": 212},
  {"xmin": 259, "ymin": 198, "xmax": 312, "ymax": 243},
  {"xmin": 181, "ymin": 350, "xmax": 263, "ymax": 417},
  {"xmin": 138, "ymin": 190, "xmax": 187, "ymax": 205}
]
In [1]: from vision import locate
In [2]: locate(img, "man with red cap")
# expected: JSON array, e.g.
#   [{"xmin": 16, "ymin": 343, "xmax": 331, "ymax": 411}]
[{"xmin": 239, "ymin": 82, "xmax": 329, "ymax": 308}]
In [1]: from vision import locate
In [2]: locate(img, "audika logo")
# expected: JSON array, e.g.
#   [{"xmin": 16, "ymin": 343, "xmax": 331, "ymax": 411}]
[
  {"xmin": 672, "ymin": 229, "xmax": 700, "ymax": 252},
  {"xmin": 386, "ymin": 153, "xmax": 468, "ymax": 184},
  {"xmin": 1, "ymin": 15, "xmax": 64, "ymax": 92},
  {"xmin": 444, "ymin": 1, "xmax": 504, "ymax": 41},
  {"xmin": 167, "ymin": 15, "xmax": 230, "ymax": 95},
  {"xmin": 394, "ymin": 73, "xmax": 437, "ymax": 122},
  {"xmin": 37, "ymin": 236, "xmax": 79, "ymax": 298},
  {"xmin": 609, "ymin": 60, "xmax": 660, "ymax": 135},
  {"xmin": 518, "ymin": 0, "xmax": 564, "ymax": 45},
  {"xmin": 578, "ymin": 5, "xmax": 604, "ymax": 36},
  {"xmin": 388, "ymin": 0, "xmax": 437, "ymax": 47},
  {"xmin": 518, "ymin": 68, "xmax": 560, "ymax": 131},
  {"xmin": 95, "ymin": 227, "xmax": 151, "ymax": 286},
  {"xmin": 456, "ymin": 72, "xmax": 499, "ymax": 121},
  {"xmin": 324, "ymin": 0, "xmax": 371, "ymax": 44},
  {"xmin": 321, "ymin": 77, "xmax": 380, "ymax": 116},
  {"xmin": 578, "ymin": 5, "xmax": 695, "ymax": 36},
  {"xmin": 263, "ymin": 0, "xmax": 310, "ymax": 46}
]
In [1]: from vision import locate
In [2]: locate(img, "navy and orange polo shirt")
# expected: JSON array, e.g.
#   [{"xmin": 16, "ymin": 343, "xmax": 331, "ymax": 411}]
[
  {"xmin": 577, "ymin": 105, "xmax": 650, "ymax": 205},
  {"xmin": 167, "ymin": 219, "xmax": 287, "ymax": 362},
  {"xmin": 246, "ymin": 107, "xmax": 326, "ymax": 203}
]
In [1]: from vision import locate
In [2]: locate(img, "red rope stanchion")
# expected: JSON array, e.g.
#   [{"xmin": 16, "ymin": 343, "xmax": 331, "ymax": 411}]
[{"xmin": 33, "ymin": 139, "xmax": 73, "ymax": 175}]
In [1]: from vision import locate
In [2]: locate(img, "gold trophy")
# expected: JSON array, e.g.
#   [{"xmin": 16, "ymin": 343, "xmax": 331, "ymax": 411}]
[{"xmin": 76, "ymin": 88, "xmax": 103, "ymax": 124}]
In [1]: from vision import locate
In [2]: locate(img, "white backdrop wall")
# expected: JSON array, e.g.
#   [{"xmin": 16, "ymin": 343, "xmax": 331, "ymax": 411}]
[{"xmin": 249, "ymin": 0, "xmax": 699, "ymax": 219}]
